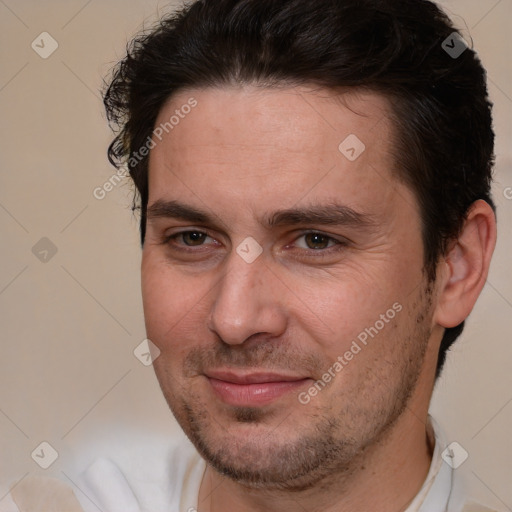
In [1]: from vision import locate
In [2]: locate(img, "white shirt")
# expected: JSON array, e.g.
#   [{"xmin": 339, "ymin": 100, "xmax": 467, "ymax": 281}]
[{"xmin": 1, "ymin": 416, "xmax": 499, "ymax": 512}]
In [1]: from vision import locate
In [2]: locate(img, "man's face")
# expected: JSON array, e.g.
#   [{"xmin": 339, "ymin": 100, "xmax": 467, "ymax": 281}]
[{"xmin": 142, "ymin": 85, "xmax": 438, "ymax": 489}]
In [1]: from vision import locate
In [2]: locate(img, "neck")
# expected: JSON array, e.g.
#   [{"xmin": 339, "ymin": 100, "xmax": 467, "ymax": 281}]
[{"xmin": 198, "ymin": 409, "xmax": 435, "ymax": 512}]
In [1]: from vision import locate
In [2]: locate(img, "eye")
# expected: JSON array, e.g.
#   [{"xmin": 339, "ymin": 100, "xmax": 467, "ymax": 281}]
[
  {"xmin": 164, "ymin": 230, "xmax": 216, "ymax": 248},
  {"xmin": 294, "ymin": 232, "xmax": 341, "ymax": 250},
  {"xmin": 180, "ymin": 231, "xmax": 209, "ymax": 246}
]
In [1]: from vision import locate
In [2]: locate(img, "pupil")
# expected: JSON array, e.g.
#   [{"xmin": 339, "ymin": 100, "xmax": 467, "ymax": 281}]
[
  {"xmin": 306, "ymin": 233, "xmax": 328, "ymax": 249},
  {"xmin": 185, "ymin": 232, "xmax": 205, "ymax": 245}
]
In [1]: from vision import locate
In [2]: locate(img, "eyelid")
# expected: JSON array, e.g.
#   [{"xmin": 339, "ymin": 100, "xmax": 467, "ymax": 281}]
[
  {"xmin": 290, "ymin": 230, "xmax": 350, "ymax": 247},
  {"xmin": 162, "ymin": 229, "xmax": 219, "ymax": 247}
]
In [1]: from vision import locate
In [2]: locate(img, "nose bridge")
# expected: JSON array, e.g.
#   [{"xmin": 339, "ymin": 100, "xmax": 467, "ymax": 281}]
[
  {"xmin": 208, "ymin": 249, "xmax": 285, "ymax": 344},
  {"xmin": 220, "ymin": 252, "xmax": 261, "ymax": 302}
]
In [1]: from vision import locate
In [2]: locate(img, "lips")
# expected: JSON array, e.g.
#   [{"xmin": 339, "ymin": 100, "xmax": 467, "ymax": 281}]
[{"xmin": 205, "ymin": 370, "xmax": 310, "ymax": 406}]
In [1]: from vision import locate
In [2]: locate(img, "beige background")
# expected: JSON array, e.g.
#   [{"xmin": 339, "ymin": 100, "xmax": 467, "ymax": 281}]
[{"xmin": 0, "ymin": 0, "xmax": 511, "ymax": 508}]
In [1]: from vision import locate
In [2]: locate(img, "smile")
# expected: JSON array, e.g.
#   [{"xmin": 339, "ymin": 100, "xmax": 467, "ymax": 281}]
[{"xmin": 205, "ymin": 370, "xmax": 311, "ymax": 406}]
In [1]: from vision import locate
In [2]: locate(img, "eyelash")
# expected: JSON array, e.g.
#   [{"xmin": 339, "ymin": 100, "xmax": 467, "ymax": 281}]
[{"xmin": 161, "ymin": 230, "xmax": 347, "ymax": 257}]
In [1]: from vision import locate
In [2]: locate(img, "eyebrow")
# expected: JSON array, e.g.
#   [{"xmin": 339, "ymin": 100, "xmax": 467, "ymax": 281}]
[
  {"xmin": 147, "ymin": 200, "xmax": 213, "ymax": 224},
  {"xmin": 267, "ymin": 203, "xmax": 374, "ymax": 229},
  {"xmin": 146, "ymin": 199, "xmax": 375, "ymax": 230}
]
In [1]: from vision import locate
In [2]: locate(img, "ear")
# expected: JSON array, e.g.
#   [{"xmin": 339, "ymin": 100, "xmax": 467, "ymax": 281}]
[{"xmin": 434, "ymin": 200, "xmax": 497, "ymax": 328}]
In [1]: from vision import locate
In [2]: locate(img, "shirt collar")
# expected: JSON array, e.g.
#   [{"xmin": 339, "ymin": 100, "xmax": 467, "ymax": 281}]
[{"xmin": 405, "ymin": 415, "xmax": 453, "ymax": 512}]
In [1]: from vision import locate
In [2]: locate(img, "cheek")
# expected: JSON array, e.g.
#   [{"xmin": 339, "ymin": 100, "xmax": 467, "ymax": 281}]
[
  {"xmin": 291, "ymin": 261, "xmax": 417, "ymax": 373},
  {"xmin": 301, "ymin": 266, "xmax": 397, "ymax": 327},
  {"xmin": 142, "ymin": 254, "xmax": 186, "ymax": 344},
  {"xmin": 142, "ymin": 256, "xmax": 166, "ymax": 327},
  {"xmin": 141, "ymin": 251, "xmax": 214, "ymax": 355},
  {"xmin": 280, "ymin": 280, "xmax": 380, "ymax": 368}
]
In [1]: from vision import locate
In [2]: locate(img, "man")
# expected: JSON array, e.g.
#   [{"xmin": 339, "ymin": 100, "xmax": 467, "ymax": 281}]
[{"xmin": 5, "ymin": 0, "xmax": 500, "ymax": 511}]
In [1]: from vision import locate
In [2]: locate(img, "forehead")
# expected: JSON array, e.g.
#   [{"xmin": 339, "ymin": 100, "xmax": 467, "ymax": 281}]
[
  {"xmin": 147, "ymin": 85, "xmax": 402, "ymax": 216},
  {"xmin": 153, "ymin": 84, "xmax": 393, "ymax": 154}
]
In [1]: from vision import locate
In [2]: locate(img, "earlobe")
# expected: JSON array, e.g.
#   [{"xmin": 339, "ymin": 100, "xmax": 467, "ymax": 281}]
[{"xmin": 434, "ymin": 200, "xmax": 497, "ymax": 329}]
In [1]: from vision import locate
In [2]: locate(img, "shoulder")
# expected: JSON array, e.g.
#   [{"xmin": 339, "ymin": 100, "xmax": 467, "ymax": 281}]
[
  {"xmin": 1, "ymin": 434, "xmax": 204, "ymax": 512},
  {"xmin": 422, "ymin": 417, "xmax": 505, "ymax": 512},
  {"xmin": 74, "ymin": 430, "xmax": 204, "ymax": 512}
]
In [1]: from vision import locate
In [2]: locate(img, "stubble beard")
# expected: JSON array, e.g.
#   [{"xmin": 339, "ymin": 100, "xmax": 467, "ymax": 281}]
[{"xmin": 155, "ymin": 284, "xmax": 434, "ymax": 492}]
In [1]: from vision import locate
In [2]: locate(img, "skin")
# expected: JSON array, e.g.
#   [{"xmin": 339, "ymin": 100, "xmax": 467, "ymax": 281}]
[{"xmin": 141, "ymin": 85, "xmax": 496, "ymax": 511}]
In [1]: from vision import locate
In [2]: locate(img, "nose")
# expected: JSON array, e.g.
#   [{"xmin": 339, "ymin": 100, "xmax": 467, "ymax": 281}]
[{"xmin": 207, "ymin": 249, "xmax": 287, "ymax": 345}]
